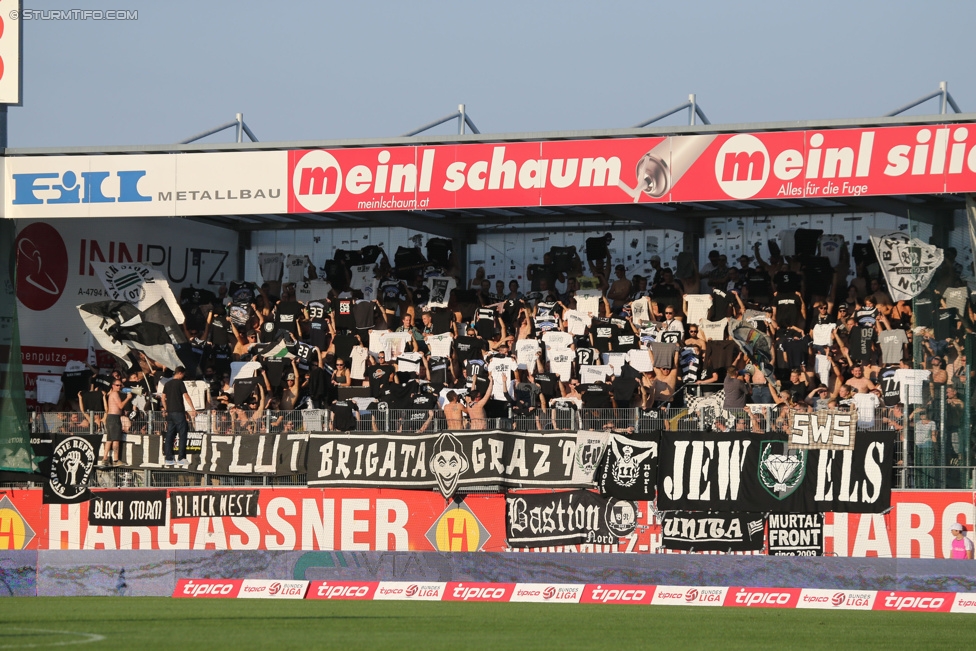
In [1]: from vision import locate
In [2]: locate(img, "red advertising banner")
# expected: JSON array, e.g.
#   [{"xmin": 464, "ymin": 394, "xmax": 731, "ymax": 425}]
[
  {"xmin": 170, "ymin": 578, "xmax": 976, "ymax": 612},
  {"xmin": 286, "ymin": 123, "xmax": 976, "ymax": 213},
  {"xmin": 1, "ymin": 488, "xmax": 973, "ymax": 557},
  {"xmin": 823, "ymin": 491, "xmax": 976, "ymax": 558}
]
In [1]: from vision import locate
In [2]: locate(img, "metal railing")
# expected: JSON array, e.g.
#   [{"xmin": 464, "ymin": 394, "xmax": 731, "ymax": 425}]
[{"xmin": 11, "ymin": 405, "xmax": 972, "ymax": 490}]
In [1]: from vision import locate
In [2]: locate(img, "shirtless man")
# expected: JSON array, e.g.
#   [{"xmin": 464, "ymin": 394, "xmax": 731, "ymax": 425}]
[
  {"xmin": 442, "ymin": 390, "xmax": 468, "ymax": 430},
  {"xmin": 103, "ymin": 378, "xmax": 133, "ymax": 467},
  {"xmin": 465, "ymin": 378, "xmax": 494, "ymax": 430},
  {"xmin": 845, "ymin": 365, "xmax": 876, "ymax": 394}
]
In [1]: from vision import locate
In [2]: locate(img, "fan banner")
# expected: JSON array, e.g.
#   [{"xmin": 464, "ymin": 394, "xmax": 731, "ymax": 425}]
[
  {"xmin": 656, "ymin": 431, "xmax": 893, "ymax": 514},
  {"xmin": 661, "ymin": 511, "xmax": 766, "ymax": 552},
  {"xmin": 41, "ymin": 434, "xmax": 102, "ymax": 504},
  {"xmin": 787, "ymin": 408, "xmax": 857, "ymax": 451},
  {"xmin": 88, "ymin": 489, "xmax": 168, "ymax": 527},
  {"xmin": 596, "ymin": 432, "xmax": 658, "ymax": 500},
  {"xmin": 124, "ymin": 432, "xmax": 308, "ymax": 477},
  {"xmin": 869, "ymin": 229, "xmax": 943, "ymax": 302},
  {"xmin": 306, "ymin": 430, "xmax": 609, "ymax": 499},
  {"xmin": 505, "ymin": 489, "xmax": 640, "ymax": 548},
  {"xmin": 767, "ymin": 513, "xmax": 824, "ymax": 556}
]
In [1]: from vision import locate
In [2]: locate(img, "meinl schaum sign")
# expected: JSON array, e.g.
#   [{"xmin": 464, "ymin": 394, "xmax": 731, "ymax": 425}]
[
  {"xmin": 306, "ymin": 430, "xmax": 608, "ymax": 499},
  {"xmin": 656, "ymin": 431, "xmax": 893, "ymax": 514}
]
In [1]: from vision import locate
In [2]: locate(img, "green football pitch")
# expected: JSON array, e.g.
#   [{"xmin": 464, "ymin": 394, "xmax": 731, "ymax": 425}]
[{"xmin": 0, "ymin": 598, "xmax": 974, "ymax": 650}]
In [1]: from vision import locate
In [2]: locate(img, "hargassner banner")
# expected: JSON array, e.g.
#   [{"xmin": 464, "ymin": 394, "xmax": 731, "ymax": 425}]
[{"xmin": 7, "ymin": 122, "xmax": 976, "ymax": 218}]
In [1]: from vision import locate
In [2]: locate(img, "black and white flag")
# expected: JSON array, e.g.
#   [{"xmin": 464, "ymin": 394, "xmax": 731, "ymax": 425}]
[
  {"xmin": 78, "ymin": 300, "xmax": 188, "ymax": 370},
  {"xmin": 661, "ymin": 511, "xmax": 766, "ymax": 552},
  {"xmin": 506, "ymin": 490, "xmax": 639, "ymax": 548},
  {"xmin": 42, "ymin": 434, "xmax": 102, "ymax": 504},
  {"xmin": 767, "ymin": 513, "xmax": 823, "ymax": 556},
  {"xmin": 869, "ymin": 229, "xmax": 943, "ymax": 302},
  {"xmin": 596, "ymin": 432, "xmax": 658, "ymax": 500}
]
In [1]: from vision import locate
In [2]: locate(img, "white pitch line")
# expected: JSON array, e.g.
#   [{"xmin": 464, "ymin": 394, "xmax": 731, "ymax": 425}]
[{"xmin": 0, "ymin": 628, "xmax": 106, "ymax": 649}]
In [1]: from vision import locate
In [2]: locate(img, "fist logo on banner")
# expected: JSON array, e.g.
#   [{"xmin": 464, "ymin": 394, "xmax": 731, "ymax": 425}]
[{"xmin": 43, "ymin": 435, "xmax": 101, "ymax": 504}]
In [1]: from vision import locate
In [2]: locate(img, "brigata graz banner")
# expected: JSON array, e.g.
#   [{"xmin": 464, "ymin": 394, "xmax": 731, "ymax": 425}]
[
  {"xmin": 506, "ymin": 490, "xmax": 639, "ymax": 548},
  {"xmin": 661, "ymin": 512, "xmax": 765, "ymax": 552},
  {"xmin": 657, "ymin": 431, "xmax": 893, "ymax": 514},
  {"xmin": 307, "ymin": 430, "xmax": 608, "ymax": 499},
  {"xmin": 124, "ymin": 432, "xmax": 308, "ymax": 477}
]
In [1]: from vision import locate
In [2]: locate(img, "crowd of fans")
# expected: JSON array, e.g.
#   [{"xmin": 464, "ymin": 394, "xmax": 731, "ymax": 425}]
[{"xmin": 50, "ymin": 230, "xmax": 973, "ymax": 485}]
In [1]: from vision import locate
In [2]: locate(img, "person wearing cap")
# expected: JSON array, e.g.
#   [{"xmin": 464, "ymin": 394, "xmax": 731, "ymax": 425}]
[
  {"xmin": 280, "ymin": 358, "xmax": 301, "ymax": 411},
  {"xmin": 950, "ymin": 523, "xmax": 973, "ymax": 559}
]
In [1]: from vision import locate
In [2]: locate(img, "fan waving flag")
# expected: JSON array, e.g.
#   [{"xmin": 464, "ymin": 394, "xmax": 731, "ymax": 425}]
[
  {"xmin": 90, "ymin": 262, "xmax": 185, "ymax": 324},
  {"xmin": 78, "ymin": 300, "xmax": 188, "ymax": 370}
]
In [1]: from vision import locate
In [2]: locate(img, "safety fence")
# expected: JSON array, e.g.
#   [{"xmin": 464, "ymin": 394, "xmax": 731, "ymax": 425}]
[{"xmin": 13, "ymin": 403, "xmax": 969, "ymax": 491}]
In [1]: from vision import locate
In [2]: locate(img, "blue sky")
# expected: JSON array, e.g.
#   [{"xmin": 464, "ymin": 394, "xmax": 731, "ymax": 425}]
[{"xmin": 8, "ymin": 0, "xmax": 976, "ymax": 147}]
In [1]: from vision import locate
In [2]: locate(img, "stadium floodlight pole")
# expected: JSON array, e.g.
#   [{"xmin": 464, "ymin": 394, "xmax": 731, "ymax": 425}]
[
  {"xmin": 633, "ymin": 94, "xmax": 711, "ymax": 128},
  {"xmin": 179, "ymin": 113, "xmax": 260, "ymax": 144},
  {"xmin": 884, "ymin": 81, "xmax": 962, "ymax": 117}
]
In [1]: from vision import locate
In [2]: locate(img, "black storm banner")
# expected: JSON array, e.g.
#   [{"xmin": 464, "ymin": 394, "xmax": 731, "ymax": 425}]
[
  {"xmin": 505, "ymin": 490, "xmax": 639, "ymax": 548},
  {"xmin": 661, "ymin": 512, "xmax": 766, "ymax": 552},
  {"xmin": 42, "ymin": 434, "xmax": 102, "ymax": 504},
  {"xmin": 88, "ymin": 489, "xmax": 168, "ymax": 527},
  {"xmin": 596, "ymin": 432, "xmax": 658, "ymax": 500},
  {"xmin": 124, "ymin": 433, "xmax": 308, "ymax": 476},
  {"xmin": 307, "ymin": 431, "xmax": 607, "ymax": 498},
  {"xmin": 767, "ymin": 513, "xmax": 824, "ymax": 556},
  {"xmin": 656, "ymin": 431, "xmax": 893, "ymax": 514},
  {"xmin": 170, "ymin": 490, "xmax": 261, "ymax": 519}
]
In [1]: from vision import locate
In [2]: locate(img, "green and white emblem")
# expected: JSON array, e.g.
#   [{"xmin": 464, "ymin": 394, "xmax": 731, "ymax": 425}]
[{"xmin": 758, "ymin": 440, "xmax": 806, "ymax": 499}]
